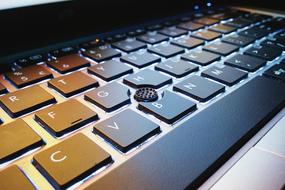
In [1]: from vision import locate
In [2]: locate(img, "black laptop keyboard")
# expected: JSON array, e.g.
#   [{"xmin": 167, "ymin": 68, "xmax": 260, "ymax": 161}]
[{"xmin": 1, "ymin": 7, "xmax": 285, "ymax": 190}]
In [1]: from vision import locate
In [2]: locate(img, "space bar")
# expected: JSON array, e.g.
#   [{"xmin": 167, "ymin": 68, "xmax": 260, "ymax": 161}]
[{"xmin": 84, "ymin": 76, "xmax": 285, "ymax": 190}]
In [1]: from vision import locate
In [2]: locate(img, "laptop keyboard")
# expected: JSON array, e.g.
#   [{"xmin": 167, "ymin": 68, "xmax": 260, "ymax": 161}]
[{"xmin": 1, "ymin": 7, "xmax": 285, "ymax": 189}]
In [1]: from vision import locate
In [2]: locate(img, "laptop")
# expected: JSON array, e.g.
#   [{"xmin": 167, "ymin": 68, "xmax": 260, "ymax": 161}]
[{"xmin": 0, "ymin": 0, "xmax": 284, "ymax": 189}]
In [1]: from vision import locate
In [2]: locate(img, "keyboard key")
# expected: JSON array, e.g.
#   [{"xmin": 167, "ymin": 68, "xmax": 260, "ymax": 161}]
[
  {"xmin": 112, "ymin": 39, "xmax": 147, "ymax": 53},
  {"xmin": 0, "ymin": 165, "xmax": 35, "ymax": 190},
  {"xmin": 51, "ymin": 46, "xmax": 78, "ymax": 58},
  {"xmin": 35, "ymin": 99, "xmax": 98, "ymax": 137},
  {"xmin": 173, "ymin": 75, "xmax": 225, "ymax": 102},
  {"xmin": 181, "ymin": 50, "xmax": 220, "ymax": 66},
  {"xmin": 242, "ymin": 13, "xmax": 271, "ymax": 22},
  {"xmin": 138, "ymin": 91, "xmax": 196, "ymax": 124},
  {"xmin": 209, "ymin": 24, "xmax": 236, "ymax": 34},
  {"xmin": 0, "ymin": 85, "xmax": 56, "ymax": 118},
  {"xmin": 48, "ymin": 71, "xmax": 99, "ymax": 97},
  {"xmin": 82, "ymin": 46, "xmax": 121, "ymax": 62},
  {"xmin": 88, "ymin": 60, "xmax": 133, "ymax": 81},
  {"xmin": 127, "ymin": 28, "xmax": 146, "ymax": 37},
  {"xmin": 221, "ymin": 34, "xmax": 254, "ymax": 47},
  {"xmin": 194, "ymin": 17, "xmax": 219, "ymax": 26},
  {"xmin": 137, "ymin": 33, "xmax": 169, "ymax": 45},
  {"xmin": 203, "ymin": 41, "xmax": 239, "ymax": 56},
  {"xmin": 202, "ymin": 65, "xmax": 248, "ymax": 86},
  {"xmin": 120, "ymin": 51, "xmax": 161, "ymax": 68},
  {"xmin": 93, "ymin": 109, "xmax": 160, "ymax": 152},
  {"xmin": 123, "ymin": 69, "xmax": 172, "ymax": 89},
  {"xmin": 158, "ymin": 27, "xmax": 188, "ymax": 37},
  {"xmin": 5, "ymin": 65, "xmax": 53, "ymax": 88},
  {"xmin": 177, "ymin": 21, "xmax": 204, "ymax": 31},
  {"xmin": 85, "ymin": 82, "xmax": 131, "ymax": 112},
  {"xmin": 0, "ymin": 119, "xmax": 43, "ymax": 163},
  {"xmin": 0, "ymin": 83, "xmax": 7, "ymax": 94},
  {"xmin": 80, "ymin": 38, "xmax": 104, "ymax": 49},
  {"xmin": 148, "ymin": 43, "xmax": 184, "ymax": 58},
  {"xmin": 239, "ymin": 26, "xmax": 269, "ymax": 40},
  {"xmin": 47, "ymin": 54, "xmax": 90, "ymax": 74},
  {"xmin": 16, "ymin": 55, "xmax": 47, "ymax": 67},
  {"xmin": 261, "ymin": 40, "xmax": 285, "ymax": 51},
  {"xmin": 224, "ymin": 17, "xmax": 251, "ymax": 28},
  {"xmin": 225, "ymin": 54, "xmax": 266, "ymax": 72},
  {"xmin": 191, "ymin": 30, "xmax": 221, "ymax": 41},
  {"xmin": 105, "ymin": 33, "xmax": 127, "ymax": 43},
  {"xmin": 171, "ymin": 37, "xmax": 204, "ymax": 49},
  {"xmin": 244, "ymin": 46, "xmax": 282, "ymax": 61},
  {"xmin": 263, "ymin": 64, "xmax": 285, "ymax": 81},
  {"xmin": 146, "ymin": 24, "xmax": 164, "ymax": 31},
  {"xmin": 33, "ymin": 133, "xmax": 112, "ymax": 189},
  {"xmin": 155, "ymin": 59, "xmax": 198, "ymax": 78}
]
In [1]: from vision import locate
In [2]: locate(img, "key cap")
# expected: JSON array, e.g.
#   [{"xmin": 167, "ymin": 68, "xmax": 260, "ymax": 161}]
[
  {"xmin": 155, "ymin": 59, "xmax": 199, "ymax": 78},
  {"xmin": 171, "ymin": 37, "xmax": 204, "ymax": 49},
  {"xmin": 51, "ymin": 46, "xmax": 78, "ymax": 58},
  {"xmin": 146, "ymin": 24, "xmax": 164, "ymax": 31},
  {"xmin": 0, "ymin": 166, "xmax": 35, "ymax": 190},
  {"xmin": 127, "ymin": 28, "xmax": 146, "ymax": 37},
  {"xmin": 191, "ymin": 30, "xmax": 221, "ymax": 41},
  {"xmin": 177, "ymin": 21, "xmax": 204, "ymax": 31},
  {"xmin": 225, "ymin": 54, "xmax": 266, "ymax": 72},
  {"xmin": 173, "ymin": 75, "xmax": 225, "ymax": 102},
  {"xmin": 35, "ymin": 99, "xmax": 98, "ymax": 137},
  {"xmin": 209, "ymin": 24, "xmax": 236, "ymax": 34},
  {"xmin": 158, "ymin": 27, "xmax": 188, "ymax": 38},
  {"xmin": 48, "ymin": 71, "xmax": 99, "ymax": 97},
  {"xmin": 5, "ymin": 65, "xmax": 53, "ymax": 88},
  {"xmin": 0, "ymin": 119, "xmax": 43, "ymax": 163},
  {"xmin": 80, "ymin": 38, "xmax": 104, "ymax": 49},
  {"xmin": 148, "ymin": 43, "xmax": 184, "ymax": 58},
  {"xmin": 224, "ymin": 17, "xmax": 251, "ymax": 28},
  {"xmin": 181, "ymin": 50, "xmax": 220, "ymax": 66},
  {"xmin": 82, "ymin": 45, "xmax": 121, "ymax": 62},
  {"xmin": 47, "ymin": 54, "xmax": 90, "ymax": 74},
  {"xmin": 16, "ymin": 55, "xmax": 47, "ymax": 67},
  {"xmin": 137, "ymin": 33, "xmax": 169, "ymax": 45},
  {"xmin": 85, "ymin": 82, "xmax": 131, "ymax": 112},
  {"xmin": 0, "ymin": 83, "xmax": 8, "ymax": 94},
  {"xmin": 221, "ymin": 34, "xmax": 254, "ymax": 47},
  {"xmin": 202, "ymin": 65, "xmax": 248, "ymax": 86},
  {"xmin": 203, "ymin": 41, "xmax": 239, "ymax": 56},
  {"xmin": 263, "ymin": 64, "xmax": 285, "ymax": 81},
  {"xmin": 244, "ymin": 46, "xmax": 282, "ymax": 61},
  {"xmin": 88, "ymin": 60, "xmax": 133, "ymax": 81},
  {"xmin": 105, "ymin": 33, "xmax": 127, "ymax": 43},
  {"xmin": 242, "ymin": 13, "xmax": 271, "ymax": 22},
  {"xmin": 33, "ymin": 133, "xmax": 112, "ymax": 189},
  {"xmin": 138, "ymin": 91, "xmax": 196, "ymax": 124},
  {"xmin": 120, "ymin": 51, "xmax": 161, "ymax": 68},
  {"xmin": 93, "ymin": 109, "xmax": 160, "ymax": 152},
  {"xmin": 0, "ymin": 85, "xmax": 56, "ymax": 118},
  {"xmin": 261, "ymin": 40, "xmax": 285, "ymax": 51},
  {"xmin": 112, "ymin": 39, "xmax": 147, "ymax": 53},
  {"xmin": 85, "ymin": 76, "xmax": 285, "ymax": 190},
  {"xmin": 123, "ymin": 69, "xmax": 172, "ymax": 89},
  {"xmin": 194, "ymin": 17, "xmax": 219, "ymax": 26},
  {"xmin": 239, "ymin": 26, "xmax": 269, "ymax": 40}
]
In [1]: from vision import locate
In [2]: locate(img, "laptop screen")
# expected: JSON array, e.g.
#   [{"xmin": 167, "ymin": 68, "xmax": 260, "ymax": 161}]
[{"xmin": 0, "ymin": 0, "xmax": 68, "ymax": 10}]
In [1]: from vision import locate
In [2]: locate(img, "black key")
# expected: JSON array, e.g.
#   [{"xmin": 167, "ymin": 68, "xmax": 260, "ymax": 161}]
[
  {"xmin": 88, "ymin": 60, "xmax": 133, "ymax": 81},
  {"xmin": 47, "ymin": 54, "xmax": 90, "ymax": 74},
  {"xmin": 273, "ymin": 31, "xmax": 285, "ymax": 41},
  {"xmin": 225, "ymin": 54, "xmax": 266, "ymax": 72},
  {"xmin": 146, "ymin": 24, "xmax": 164, "ymax": 31},
  {"xmin": 244, "ymin": 46, "xmax": 282, "ymax": 61},
  {"xmin": 224, "ymin": 17, "xmax": 252, "ymax": 28},
  {"xmin": 0, "ymin": 83, "xmax": 7, "ymax": 94},
  {"xmin": 120, "ymin": 51, "xmax": 161, "ymax": 68},
  {"xmin": 80, "ymin": 38, "xmax": 104, "ymax": 49},
  {"xmin": 35, "ymin": 99, "xmax": 98, "ymax": 137},
  {"xmin": 155, "ymin": 59, "xmax": 198, "ymax": 78},
  {"xmin": 148, "ymin": 44, "xmax": 184, "ymax": 58},
  {"xmin": 221, "ymin": 34, "xmax": 254, "ymax": 47},
  {"xmin": 171, "ymin": 37, "xmax": 204, "ymax": 49},
  {"xmin": 138, "ymin": 91, "xmax": 196, "ymax": 124},
  {"xmin": 51, "ymin": 46, "xmax": 78, "ymax": 57},
  {"xmin": 173, "ymin": 75, "xmax": 225, "ymax": 102},
  {"xmin": 242, "ymin": 13, "xmax": 271, "ymax": 22},
  {"xmin": 123, "ymin": 69, "xmax": 172, "ymax": 89},
  {"xmin": 203, "ymin": 41, "xmax": 239, "ymax": 56},
  {"xmin": 85, "ymin": 82, "xmax": 131, "ymax": 112},
  {"xmin": 177, "ymin": 21, "xmax": 204, "ymax": 31},
  {"xmin": 239, "ymin": 26, "xmax": 269, "ymax": 40},
  {"xmin": 137, "ymin": 33, "xmax": 169, "ymax": 45},
  {"xmin": 0, "ymin": 165, "xmax": 36, "ymax": 190},
  {"xmin": 261, "ymin": 40, "xmax": 285, "ymax": 51},
  {"xmin": 209, "ymin": 24, "xmax": 236, "ymax": 34},
  {"xmin": 202, "ymin": 65, "xmax": 248, "ymax": 86},
  {"xmin": 93, "ymin": 109, "xmax": 160, "ymax": 152},
  {"xmin": 48, "ymin": 71, "xmax": 99, "ymax": 97},
  {"xmin": 16, "ymin": 55, "xmax": 46, "ymax": 67},
  {"xmin": 105, "ymin": 33, "xmax": 127, "ymax": 43},
  {"xmin": 181, "ymin": 50, "xmax": 220, "ymax": 66},
  {"xmin": 112, "ymin": 39, "xmax": 147, "ymax": 53},
  {"xmin": 194, "ymin": 17, "xmax": 219, "ymax": 26},
  {"xmin": 264, "ymin": 64, "xmax": 285, "ymax": 81},
  {"xmin": 82, "ymin": 46, "xmax": 121, "ymax": 62},
  {"xmin": 0, "ymin": 119, "xmax": 43, "ymax": 163},
  {"xmin": 0, "ymin": 85, "xmax": 56, "ymax": 118},
  {"xmin": 191, "ymin": 30, "xmax": 221, "ymax": 41},
  {"xmin": 33, "ymin": 133, "xmax": 112, "ymax": 189},
  {"xmin": 5, "ymin": 65, "xmax": 53, "ymax": 88},
  {"xmin": 158, "ymin": 27, "xmax": 188, "ymax": 37},
  {"xmin": 127, "ymin": 29, "xmax": 146, "ymax": 37}
]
